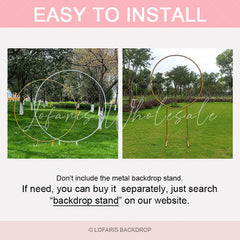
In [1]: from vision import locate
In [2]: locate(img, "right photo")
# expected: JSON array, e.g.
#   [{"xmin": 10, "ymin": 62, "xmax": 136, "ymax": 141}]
[{"xmin": 122, "ymin": 48, "xmax": 233, "ymax": 159}]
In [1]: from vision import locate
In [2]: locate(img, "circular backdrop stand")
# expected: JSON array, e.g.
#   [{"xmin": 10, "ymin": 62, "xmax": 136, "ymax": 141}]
[
  {"xmin": 14, "ymin": 70, "xmax": 109, "ymax": 146},
  {"xmin": 34, "ymin": 70, "xmax": 107, "ymax": 144},
  {"xmin": 150, "ymin": 55, "xmax": 204, "ymax": 148},
  {"xmin": 14, "ymin": 79, "xmax": 77, "ymax": 145}
]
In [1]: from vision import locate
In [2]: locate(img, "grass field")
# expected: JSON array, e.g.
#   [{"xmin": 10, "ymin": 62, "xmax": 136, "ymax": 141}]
[
  {"xmin": 122, "ymin": 95, "xmax": 233, "ymax": 102},
  {"xmin": 123, "ymin": 102, "xmax": 232, "ymax": 159},
  {"xmin": 8, "ymin": 102, "xmax": 118, "ymax": 159}
]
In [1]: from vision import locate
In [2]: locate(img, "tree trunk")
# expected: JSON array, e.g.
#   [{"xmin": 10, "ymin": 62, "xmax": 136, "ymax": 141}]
[
  {"xmin": 90, "ymin": 104, "xmax": 94, "ymax": 112},
  {"xmin": 59, "ymin": 88, "xmax": 62, "ymax": 102},
  {"xmin": 19, "ymin": 92, "xmax": 24, "ymax": 115},
  {"xmin": 19, "ymin": 76, "xmax": 25, "ymax": 115},
  {"xmin": 128, "ymin": 76, "xmax": 134, "ymax": 115},
  {"xmin": 43, "ymin": 90, "xmax": 46, "ymax": 108},
  {"xmin": 98, "ymin": 109, "xmax": 104, "ymax": 129},
  {"xmin": 30, "ymin": 87, "xmax": 33, "ymax": 111},
  {"xmin": 99, "ymin": 90, "xmax": 104, "ymax": 111},
  {"xmin": 128, "ymin": 78, "xmax": 133, "ymax": 106},
  {"xmin": 174, "ymin": 87, "xmax": 177, "ymax": 106},
  {"xmin": 114, "ymin": 89, "xmax": 118, "ymax": 111}
]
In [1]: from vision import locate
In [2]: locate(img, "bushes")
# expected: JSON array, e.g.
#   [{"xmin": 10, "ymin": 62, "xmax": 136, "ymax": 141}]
[
  {"xmin": 123, "ymin": 97, "xmax": 232, "ymax": 112},
  {"xmin": 46, "ymin": 101, "xmax": 76, "ymax": 109},
  {"xmin": 46, "ymin": 102, "xmax": 118, "ymax": 111},
  {"xmin": 123, "ymin": 99, "xmax": 160, "ymax": 112},
  {"xmin": 46, "ymin": 101, "xmax": 94, "ymax": 110}
]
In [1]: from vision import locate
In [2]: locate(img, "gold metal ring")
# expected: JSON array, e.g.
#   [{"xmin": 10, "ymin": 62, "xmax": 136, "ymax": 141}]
[
  {"xmin": 14, "ymin": 79, "xmax": 77, "ymax": 143},
  {"xmin": 150, "ymin": 54, "xmax": 204, "ymax": 110}
]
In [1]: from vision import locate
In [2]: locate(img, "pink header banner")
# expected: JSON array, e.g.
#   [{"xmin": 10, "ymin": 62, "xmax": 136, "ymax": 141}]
[{"xmin": 0, "ymin": 0, "xmax": 239, "ymax": 27}]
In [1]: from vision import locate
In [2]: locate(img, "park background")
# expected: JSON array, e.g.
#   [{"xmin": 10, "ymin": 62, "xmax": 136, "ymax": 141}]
[
  {"xmin": 8, "ymin": 48, "xmax": 118, "ymax": 159},
  {"xmin": 123, "ymin": 48, "xmax": 232, "ymax": 158}
]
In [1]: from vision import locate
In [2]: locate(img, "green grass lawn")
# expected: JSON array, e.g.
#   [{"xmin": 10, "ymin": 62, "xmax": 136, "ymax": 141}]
[
  {"xmin": 123, "ymin": 102, "xmax": 232, "ymax": 159},
  {"xmin": 123, "ymin": 95, "xmax": 156, "ymax": 102},
  {"xmin": 8, "ymin": 102, "xmax": 118, "ymax": 159}
]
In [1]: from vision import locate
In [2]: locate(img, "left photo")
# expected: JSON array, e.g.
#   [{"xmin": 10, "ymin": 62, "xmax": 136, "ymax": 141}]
[{"xmin": 8, "ymin": 48, "xmax": 118, "ymax": 159}]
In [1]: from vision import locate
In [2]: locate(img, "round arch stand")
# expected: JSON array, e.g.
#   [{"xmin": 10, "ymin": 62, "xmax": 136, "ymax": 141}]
[
  {"xmin": 35, "ymin": 69, "xmax": 107, "ymax": 144},
  {"xmin": 14, "ymin": 69, "xmax": 107, "ymax": 146},
  {"xmin": 150, "ymin": 55, "xmax": 204, "ymax": 148},
  {"xmin": 14, "ymin": 79, "xmax": 78, "ymax": 145}
]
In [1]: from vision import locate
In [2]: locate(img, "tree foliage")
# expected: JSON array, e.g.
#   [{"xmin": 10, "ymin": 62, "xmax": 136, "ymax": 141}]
[
  {"xmin": 68, "ymin": 48, "xmax": 118, "ymax": 108},
  {"xmin": 123, "ymin": 48, "xmax": 153, "ymax": 105},
  {"xmin": 123, "ymin": 49, "xmax": 233, "ymax": 103},
  {"xmin": 8, "ymin": 48, "xmax": 72, "ymax": 103},
  {"xmin": 216, "ymin": 49, "xmax": 233, "ymax": 92},
  {"xmin": 8, "ymin": 48, "xmax": 118, "ymax": 112}
]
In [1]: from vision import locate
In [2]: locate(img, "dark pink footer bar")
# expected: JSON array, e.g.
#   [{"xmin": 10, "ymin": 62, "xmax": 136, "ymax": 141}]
[{"xmin": 0, "ymin": 221, "xmax": 239, "ymax": 239}]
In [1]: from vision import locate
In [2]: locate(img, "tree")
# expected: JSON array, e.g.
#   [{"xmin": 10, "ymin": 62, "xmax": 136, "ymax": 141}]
[
  {"xmin": 68, "ymin": 48, "xmax": 118, "ymax": 110},
  {"xmin": 201, "ymin": 72, "xmax": 219, "ymax": 96},
  {"xmin": 216, "ymin": 49, "xmax": 233, "ymax": 93},
  {"xmin": 151, "ymin": 72, "xmax": 166, "ymax": 97},
  {"xmin": 166, "ymin": 65, "xmax": 190, "ymax": 105},
  {"xmin": 183, "ymin": 71, "xmax": 199, "ymax": 99},
  {"xmin": 201, "ymin": 72, "xmax": 229, "ymax": 97},
  {"xmin": 123, "ymin": 48, "xmax": 153, "ymax": 106},
  {"xmin": 135, "ymin": 68, "xmax": 151, "ymax": 96},
  {"xmin": 8, "ymin": 48, "xmax": 72, "ymax": 114}
]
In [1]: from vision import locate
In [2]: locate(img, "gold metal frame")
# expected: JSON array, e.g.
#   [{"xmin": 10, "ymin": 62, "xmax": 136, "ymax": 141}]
[
  {"xmin": 150, "ymin": 54, "xmax": 204, "ymax": 147},
  {"xmin": 14, "ymin": 79, "xmax": 77, "ymax": 144}
]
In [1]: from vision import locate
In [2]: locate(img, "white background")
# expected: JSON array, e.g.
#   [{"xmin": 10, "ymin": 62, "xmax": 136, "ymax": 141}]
[{"xmin": 0, "ymin": 28, "xmax": 239, "ymax": 220}]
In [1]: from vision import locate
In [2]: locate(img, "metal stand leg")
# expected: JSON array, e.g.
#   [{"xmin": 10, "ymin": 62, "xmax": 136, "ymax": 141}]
[
  {"xmin": 165, "ymin": 107, "xmax": 168, "ymax": 147},
  {"xmin": 186, "ymin": 107, "xmax": 190, "ymax": 148}
]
